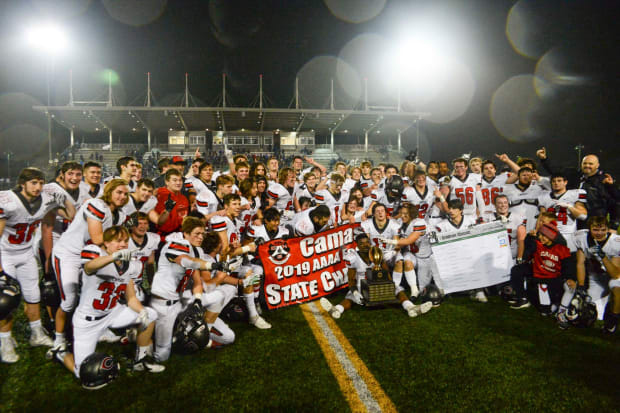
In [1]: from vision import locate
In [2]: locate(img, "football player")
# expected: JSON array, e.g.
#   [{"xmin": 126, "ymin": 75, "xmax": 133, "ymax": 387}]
[
  {"xmin": 238, "ymin": 178, "xmax": 263, "ymax": 235},
  {"xmin": 360, "ymin": 203, "xmax": 401, "ymax": 266},
  {"xmin": 503, "ymin": 167, "xmax": 546, "ymax": 232},
  {"xmin": 267, "ymin": 167, "xmax": 296, "ymax": 223},
  {"xmin": 476, "ymin": 160, "xmax": 510, "ymax": 222},
  {"xmin": 48, "ymin": 179, "xmax": 128, "ymax": 358},
  {"xmin": 122, "ymin": 178, "xmax": 169, "ymax": 226},
  {"xmin": 366, "ymin": 175, "xmax": 405, "ymax": 218},
  {"xmin": 195, "ymin": 174, "xmax": 234, "ymax": 223},
  {"xmin": 557, "ymin": 217, "xmax": 620, "ymax": 332},
  {"xmin": 80, "ymin": 161, "xmax": 103, "ymax": 199},
  {"xmin": 486, "ymin": 195, "xmax": 526, "ymax": 262},
  {"xmin": 402, "ymin": 171, "xmax": 447, "ymax": 220},
  {"xmin": 294, "ymin": 205, "xmax": 332, "ymax": 237},
  {"xmin": 247, "ymin": 207, "xmax": 290, "ymax": 242},
  {"xmin": 154, "ymin": 169, "xmax": 189, "ymax": 236},
  {"xmin": 537, "ymin": 173, "xmax": 587, "ymax": 252},
  {"xmin": 50, "ymin": 226, "xmax": 164, "ymax": 379},
  {"xmin": 150, "ymin": 217, "xmax": 222, "ymax": 361},
  {"xmin": 314, "ymin": 174, "xmax": 347, "ymax": 226},
  {"xmin": 127, "ymin": 212, "xmax": 160, "ymax": 302},
  {"xmin": 187, "ymin": 161, "xmax": 215, "ymax": 198},
  {"xmin": 293, "ymin": 172, "xmax": 318, "ymax": 211},
  {"xmin": 103, "ymin": 156, "xmax": 138, "ymax": 192},
  {"xmin": 448, "ymin": 158, "xmax": 481, "ymax": 218},
  {"xmin": 0, "ymin": 168, "xmax": 75, "ymax": 363},
  {"xmin": 266, "ymin": 156, "xmax": 279, "ymax": 183},
  {"xmin": 211, "ymin": 194, "xmax": 269, "ymax": 329}
]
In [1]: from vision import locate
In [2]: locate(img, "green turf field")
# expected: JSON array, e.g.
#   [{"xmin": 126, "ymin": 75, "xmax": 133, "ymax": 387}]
[{"xmin": 1, "ymin": 294, "xmax": 618, "ymax": 412}]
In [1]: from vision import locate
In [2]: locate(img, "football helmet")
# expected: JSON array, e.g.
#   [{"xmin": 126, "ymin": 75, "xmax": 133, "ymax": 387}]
[
  {"xmin": 79, "ymin": 352, "xmax": 120, "ymax": 390},
  {"xmin": 40, "ymin": 278, "xmax": 61, "ymax": 309},
  {"xmin": 0, "ymin": 273, "xmax": 21, "ymax": 319},
  {"xmin": 420, "ymin": 284, "xmax": 443, "ymax": 307},
  {"xmin": 220, "ymin": 296, "xmax": 249, "ymax": 323},
  {"xmin": 567, "ymin": 292, "xmax": 597, "ymax": 328},
  {"xmin": 172, "ymin": 307, "xmax": 210, "ymax": 354},
  {"xmin": 385, "ymin": 175, "xmax": 404, "ymax": 202}
]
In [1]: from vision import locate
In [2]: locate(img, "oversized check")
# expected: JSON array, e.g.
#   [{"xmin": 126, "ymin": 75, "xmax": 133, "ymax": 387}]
[{"xmin": 429, "ymin": 222, "xmax": 513, "ymax": 294}]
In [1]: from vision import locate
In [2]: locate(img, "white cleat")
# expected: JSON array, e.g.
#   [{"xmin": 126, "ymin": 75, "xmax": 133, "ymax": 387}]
[
  {"xmin": 472, "ymin": 290, "xmax": 488, "ymax": 303},
  {"xmin": 99, "ymin": 328, "xmax": 121, "ymax": 343},
  {"xmin": 1, "ymin": 337, "xmax": 19, "ymax": 364},
  {"xmin": 249, "ymin": 315, "xmax": 272, "ymax": 329},
  {"xmin": 319, "ymin": 298, "xmax": 341, "ymax": 319},
  {"xmin": 29, "ymin": 329, "xmax": 54, "ymax": 347},
  {"xmin": 133, "ymin": 356, "xmax": 166, "ymax": 373},
  {"xmin": 45, "ymin": 342, "xmax": 67, "ymax": 360},
  {"xmin": 408, "ymin": 302, "xmax": 433, "ymax": 318}
]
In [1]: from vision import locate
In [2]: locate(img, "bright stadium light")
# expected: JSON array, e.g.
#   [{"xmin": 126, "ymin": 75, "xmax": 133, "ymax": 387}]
[{"xmin": 25, "ymin": 23, "xmax": 69, "ymax": 56}]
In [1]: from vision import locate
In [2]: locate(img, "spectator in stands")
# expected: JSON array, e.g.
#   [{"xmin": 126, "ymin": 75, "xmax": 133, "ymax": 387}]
[
  {"xmin": 537, "ymin": 148, "xmax": 620, "ymax": 228},
  {"xmin": 154, "ymin": 169, "xmax": 189, "ymax": 236},
  {"xmin": 153, "ymin": 158, "xmax": 171, "ymax": 189}
]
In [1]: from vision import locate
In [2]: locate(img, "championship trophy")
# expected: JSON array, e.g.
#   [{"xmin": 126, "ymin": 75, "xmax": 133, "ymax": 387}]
[{"xmin": 360, "ymin": 246, "xmax": 399, "ymax": 306}]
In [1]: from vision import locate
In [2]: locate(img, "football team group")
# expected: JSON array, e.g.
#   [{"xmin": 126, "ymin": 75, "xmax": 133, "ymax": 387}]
[{"xmin": 0, "ymin": 146, "xmax": 618, "ymax": 389}]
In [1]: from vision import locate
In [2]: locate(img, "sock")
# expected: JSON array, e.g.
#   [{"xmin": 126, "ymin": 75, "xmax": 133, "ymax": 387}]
[
  {"xmin": 54, "ymin": 332, "xmax": 65, "ymax": 346},
  {"xmin": 334, "ymin": 304, "xmax": 345, "ymax": 314},
  {"xmin": 392, "ymin": 271, "xmax": 403, "ymax": 289},
  {"xmin": 0, "ymin": 331, "xmax": 11, "ymax": 340},
  {"xmin": 136, "ymin": 346, "xmax": 149, "ymax": 361},
  {"xmin": 404, "ymin": 270, "xmax": 418, "ymax": 294},
  {"xmin": 29, "ymin": 319, "xmax": 42, "ymax": 332},
  {"xmin": 244, "ymin": 293, "xmax": 258, "ymax": 318},
  {"xmin": 253, "ymin": 285, "xmax": 260, "ymax": 299},
  {"xmin": 402, "ymin": 300, "xmax": 414, "ymax": 311}
]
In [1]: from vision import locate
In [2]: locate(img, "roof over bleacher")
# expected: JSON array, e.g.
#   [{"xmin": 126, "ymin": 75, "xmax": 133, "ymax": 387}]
[{"xmin": 32, "ymin": 105, "xmax": 428, "ymax": 136}]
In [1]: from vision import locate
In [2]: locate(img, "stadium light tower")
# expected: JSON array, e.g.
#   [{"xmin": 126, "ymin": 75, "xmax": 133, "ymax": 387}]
[{"xmin": 25, "ymin": 23, "xmax": 69, "ymax": 164}]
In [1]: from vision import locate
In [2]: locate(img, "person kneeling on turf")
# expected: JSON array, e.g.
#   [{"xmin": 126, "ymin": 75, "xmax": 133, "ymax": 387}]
[
  {"xmin": 320, "ymin": 233, "xmax": 431, "ymax": 318},
  {"xmin": 50, "ymin": 226, "xmax": 164, "ymax": 383}
]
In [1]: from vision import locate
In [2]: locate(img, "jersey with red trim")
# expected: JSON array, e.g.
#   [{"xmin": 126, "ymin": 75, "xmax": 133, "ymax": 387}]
[
  {"xmin": 267, "ymin": 182, "xmax": 294, "ymax": 216},
  {"xmin": 129, "ymin": 232, "xmax": 161, "ymax": 284},
  {"xmin": 151, "ymin": 237, "xmax": 202, "ymax": 300},
  {"xmin": 55, "ymin": 198, "xmax": 126, "ymax": 255},
  {"xmin": 448, "ymin": 174, "xmax": 481, "ymax": 216},
  {"xmin": 575, "ymin": 230, "xmax": 620, "ymax": 275},
  {"xmin": 531, "ymin": 239, "xmax": 571, "ymax": 279},
  {"xmin": 537, "ymin": 189, "xmax": 586, "ymax": 235},
  {"xmin": 359, "ymin": 176, "xmax": 374, "ymax": 191},
  {"xmin": 370, "ymin": 189, "xmax": 401, "ymax": 217},
  {"xmin": 247, "ymin": 223, "xmax": 290, "ymax": 242},
  {"xmin": 293, "ymin": 183, "xmax": 317, "ymax": 207},
  {"xmin": 314, "ymin": 189, "xmax": 347, "ymax": 226},
  {"xmin": 485, "ymin": 212, "xmax": 526, "ymax": 258},
  {"xmin": 342, "ymin": 178, "xmax": 358, "ymax": 193},
  {"xmin": 44, "ymin": 182, "xmax": 92, "ymax": 242},
  {"xmin": 239, "ymin": 196, "xmax": 261, "ymax": 234},
  {"xmin": 195, "ymin": 187, "xmax": 222, "ymax": 218},
  {"xmin": 0, "ymin": 189, "xmax": 61, "ymax": 254},
  {"xmin": 103, "ymin": 176, "xmax": 137, "ymax": 193},
  {"xmin": 434, "ymin": 215, "xmax": 478, "ymax": 234},
  {"xmin": 121, "ymin": 194, "xmax": 158, "ymax": 217},
  {"xmin": 402, "ymin": 186, "xmax": 436, "ymax": 219},
  {"xmin": 294, "ymin": 207, "xmax": 330, "ymax": 236},
  {"xmin": 400, "ymin": 218, "xmax": 432, "ymax": 257},
  {"xmin": 186, "ymin": 176, "xmax": 215, "ymax": 198},
  {"xmin": 360, "ymin": 218, "xmax": 400, "ymax": 253},
  {"xmin": 344, "ymin": 249, "xmax": 371, "ymax": 290},
  {"xmin": 211, "ymin": 215, "xmax": 242, "ymax": 246},
  {"xmin": 478, "ymin": 173, "xmax": 509, "ymax": 216},
  {"xmin": 503, "ymin": 183, "xmax": 546, "ymax": 231},
  {"xmin": 79, "ymin": 180, "xmax": 103, "ymax": 199},
  {"xmin": 77, "ymin": 244, "xmax": 141, "ymax": 318}
]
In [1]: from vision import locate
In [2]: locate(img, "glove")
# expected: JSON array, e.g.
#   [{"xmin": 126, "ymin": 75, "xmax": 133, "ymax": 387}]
[
  {"xmin": 588, "ymin": 245, "xmax": 605, "ymax": 261},
  {"xmin": 254, "ymin": 237, "xmax": 265, "ymax": 246},
  {"xmin": 124, "ymin": 215, "xmax": 137, "ymax": 229},
  {"xmin": 225, "ymin": 256, "xmax": 243, "ymax": 273},
  {"xmin": 190, "ymin": 299, "xmax": 203, "ymax": 316},
  {"xmin": 164, "ymin": 194, "xmax": 176, "ymax": 212},
  {"xmin": 516, "ymin": 258, "xmax": 524, "ymax": 265},
  {"xmin": 209, "ymin": 262, "xmax": 224, "ymax": 272},
  {"xmin": 52, "ymin": 190, "xmax": 67, "ymax": 206},
  {"xmin": 112, "ymin": 248, "xmax": 136, "ymax": 261},
  {"xmin": 242, "ymin": 273, "xmax": 261, "ymax": 288},
  {"xmin": 575, "ymin": 285, "xmax": 588, "ymax": 298},
  {"xmin": 224, "ymin": 148, "xmax": 233, "ymax": 162},
  {"xmin": 380, "ymin": 237, "xmax": 398, "ymax": 246},
  {"xmin": 499, "ymin": 215, "xmax": 508, "ymax": 224},
  {"xmin": 555, "ymin": 202, "xmax": 571, "ymax": 210},
  {"xmin": 351, "ymin": 290, "xmax": 364, "ymax": 304},
  {"xmin": 136, "ymin": 309, "xmax": 150, "ymax": 331},
  {"xmin": 282, "ymin": 210, "xmax": 295, "ymax": 220}
]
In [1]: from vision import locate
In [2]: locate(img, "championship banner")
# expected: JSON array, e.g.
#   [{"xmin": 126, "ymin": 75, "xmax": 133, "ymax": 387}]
[
  {"xmin": 429, "ymin": 222, "xmax": 513, "ymax": 294},
  {"xmin": 258, "ymin": 224, "xmax": 357, "ymax": 310}
]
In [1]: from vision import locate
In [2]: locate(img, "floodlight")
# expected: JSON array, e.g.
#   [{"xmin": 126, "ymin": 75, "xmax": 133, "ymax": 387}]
[{"xmin": 25, "ymin": 23, "xmax": 68, "ymax": 56}]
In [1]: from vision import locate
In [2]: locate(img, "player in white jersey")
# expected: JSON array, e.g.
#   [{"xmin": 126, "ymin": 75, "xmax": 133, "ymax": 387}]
[
  {"xmin": 195, "ymin": 174, "xmax": 234, "ymax": 223},
  {"xmin": 484, "ymin": 195, "xmax": 526, "ymax": 261},
  {"xmin": 366, "ymin": 175, "xmax": 405, "ymax": 218},
  {"xmin": 50, "ymin": 226, "xmax": 163, "ymax": 380},
  {"xmin": 320, "ymin": 233, "xmax": 431, "ymax": 318},
  {"xmin": 360, "ymin": 203, "xmax": 401, "ymax": 265},
  {"xmin": 127, "ymin": 212, "xmax": 160, "ymax": 302},
  {"xmin": 151, "ymin": 217, "xmax": 226, "ymax": 361},
  {"xmin": 293, "ymin": 172, "xmax": 318, "ymax": 211},
  {"xmin": 476, "ymin": 160, "xmax": 510, "ymax": 221},
  {"xmin": 121, "ymin": 178, "xmax": 167, "ymax": 226},
  {"xmin": 247, "ymin": 208, "xmax": 291, "ymax": 243},
  {"xmin": 267, "ymin": 167, "xmax": 296, "ymax": 222},
  {"xmin": 102, "ymin": 156, "xmax": 138, "ymax": 193},
  {"xmin": 238, "ymin": 178, "xmax": 263, "ymax": 235},
  {"xmin": 503, "ymin": 167, "xmax": 546, "ymax": 232},
  {"xmin": 0, "ymin": 168, "xmax": 75, "ymax": 363},
  {"xmin": 448, "ymin": 157, "xmax": 481, "ymax": 217},
  {"xmin": 212, "ymin": 193, "xmax": 270, "ymax": 329},
  {"xmin": 294, "ymin": 205, "xmax": 332, "ymax": 237},
  {"xmin": 402, "ymin": 171, "xmax": 447, "ymax": 221},
  {"xmin": 435, "ymin": 199, "xmax": 487, "ymax": 302},
  {"xmin": 537, "ymin": 173, "xmax": 587, "ymax": 252},
  {"xmin": 556, "ymin": 217, "xmax": 620, "ymax": 333},
  {"xmin": 187, "ymin": 161, "xmax": 215, "ymax": 198},
  {"xmin": 48, "ymin": 179, "xmax": 129, "ymax": 357},
  {"xmin": 80, "ymin": 161, "xmax": 104, "ymax": 199},
  {"xmin": 314, "ymin": 174, "xmax": 348, "ymax": 226}
]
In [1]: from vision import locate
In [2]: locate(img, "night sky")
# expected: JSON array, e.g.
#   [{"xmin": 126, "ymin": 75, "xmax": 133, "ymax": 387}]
[{"xmin": 0, "ymin": 0, "xmax": 617, "ymax": 176}]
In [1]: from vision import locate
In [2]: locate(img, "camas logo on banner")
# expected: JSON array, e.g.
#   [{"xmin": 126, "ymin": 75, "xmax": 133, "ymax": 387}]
[{"xmin": 267, "ymin": 240, "xmax": 291, "ymax": 265}]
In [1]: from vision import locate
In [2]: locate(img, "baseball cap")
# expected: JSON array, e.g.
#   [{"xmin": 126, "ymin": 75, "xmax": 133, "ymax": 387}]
[
  {"xmin": 539, "ymin": 221, "xmax": 559, "ymax": 242},
  {"xmin": 171, "ymin": 156, "xmax": 186, "ymax": 164}
]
